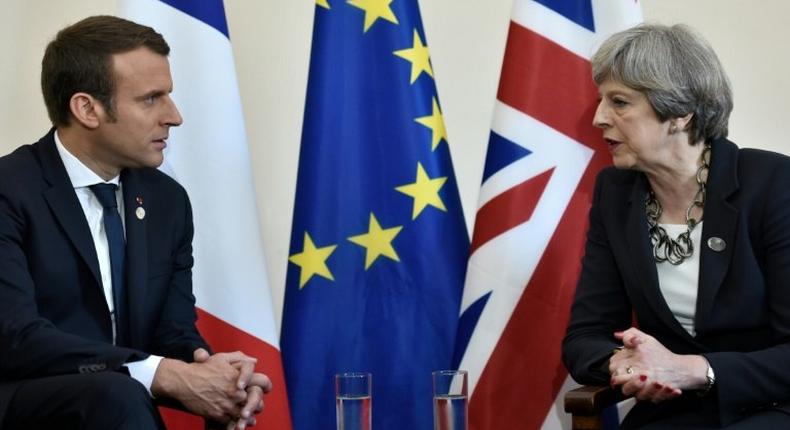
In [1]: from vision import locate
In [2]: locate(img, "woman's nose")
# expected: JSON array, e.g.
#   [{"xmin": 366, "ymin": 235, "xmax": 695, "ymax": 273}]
[{"xmin": 592, "ymin": 100, "xmax": 609, "ymax": 129}]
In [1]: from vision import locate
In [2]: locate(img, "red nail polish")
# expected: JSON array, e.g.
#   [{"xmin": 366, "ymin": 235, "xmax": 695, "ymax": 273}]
[
  {"xmin": 639, "ymin": 375, "xmax": 647, "ymax": 382},
  {"xmin": 653, "ymin": 382, "xmax": 663, "ymax": 389}
]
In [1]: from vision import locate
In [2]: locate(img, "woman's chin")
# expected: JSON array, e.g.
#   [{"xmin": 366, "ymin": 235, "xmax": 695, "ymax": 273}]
[{"xmin": 611, "ymin": 156, "xmax": 636, "ymax": 170}]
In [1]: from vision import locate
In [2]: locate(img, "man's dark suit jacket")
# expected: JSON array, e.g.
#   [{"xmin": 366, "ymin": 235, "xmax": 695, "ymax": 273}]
[
  {"xmin": 0, "ymin": 130, "xmax": 209, "ymax": 423},
  {"xmin": 563, "ymin": 138, "xmax": 790, "ymax": 428}
]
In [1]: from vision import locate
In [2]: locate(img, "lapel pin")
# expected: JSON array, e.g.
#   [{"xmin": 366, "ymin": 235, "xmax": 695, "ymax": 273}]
[
  {"xmin": 135, "ymin": 196, "xmax": 145, "ymax": 220},
  {"xmin": 707, "ymin": 237, "xmax": 726, "ymax": 252}
]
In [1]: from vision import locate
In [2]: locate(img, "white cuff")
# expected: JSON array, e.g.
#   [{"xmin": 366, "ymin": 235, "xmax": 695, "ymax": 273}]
[{"xmin": 125, "ymin": 355, "xmax": 165, "ymax": 397}]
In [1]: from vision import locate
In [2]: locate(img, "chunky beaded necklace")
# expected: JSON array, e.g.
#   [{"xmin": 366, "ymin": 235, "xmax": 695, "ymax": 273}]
[{"xmin": 645, "ymin": 143, "xmax": 711, "ymax": 265}]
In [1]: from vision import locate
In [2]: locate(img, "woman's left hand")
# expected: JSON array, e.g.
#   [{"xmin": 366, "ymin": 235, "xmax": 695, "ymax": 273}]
[{"xmin": 609, "ymin": 327, "xmax": 707, "ymax": 403}]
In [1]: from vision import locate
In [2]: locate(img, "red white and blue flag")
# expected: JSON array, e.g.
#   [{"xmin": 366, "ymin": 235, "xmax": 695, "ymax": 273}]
[
  {"xmin": 453, "ymin": 1, "xmax": 641, "ymax": 428},
  {"xmin": 121, "ymin": 1, "xmax": 292, "ymax": 428}
]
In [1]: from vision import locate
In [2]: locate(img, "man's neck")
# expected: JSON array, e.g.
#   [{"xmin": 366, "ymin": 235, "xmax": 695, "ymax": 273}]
[{"xmin": 57, "ymin": 126, "xmax": 121, "ymax": 181}]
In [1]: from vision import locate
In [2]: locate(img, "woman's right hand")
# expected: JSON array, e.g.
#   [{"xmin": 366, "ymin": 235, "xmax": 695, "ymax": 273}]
[{"xmin": 609, "ymin": 327, "xmax": 706, "ymax": 403}]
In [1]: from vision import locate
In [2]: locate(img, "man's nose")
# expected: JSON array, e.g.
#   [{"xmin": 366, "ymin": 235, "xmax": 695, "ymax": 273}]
[{"xmin": 164, "ymin": 96, "xmax": 183, "ymax": 127}]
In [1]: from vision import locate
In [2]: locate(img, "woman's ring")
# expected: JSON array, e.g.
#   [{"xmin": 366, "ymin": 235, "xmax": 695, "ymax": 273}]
[{"xmin": 626, "ymin": 366, "xmax": 633, "ymax": 374}]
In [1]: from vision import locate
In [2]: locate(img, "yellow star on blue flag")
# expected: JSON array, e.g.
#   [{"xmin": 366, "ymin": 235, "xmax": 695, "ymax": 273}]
[
  {"xmin": 348, "ymin": 213, "xmax": 403, "ymax": 269},
  {"xmin": 415, "ymin": 97, "xmax": 447, "ymax": 150},
  {"xmin": 393, "ymin": 29, "xmax": 433, "ymax": 83},
  {"xmin": 288, "ymin": 232, "xmax": 337, "ymax": 288},
  {"xmin": 348, "ymin": 0, "xmax": 398, "ymax": 32},
  {"xmin": 396, "ymin": 162, "xmax": 447, "ymax": 219}
]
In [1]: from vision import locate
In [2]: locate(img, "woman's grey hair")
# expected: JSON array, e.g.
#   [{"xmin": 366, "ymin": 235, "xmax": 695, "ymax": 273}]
[{"xmin": 591, "ymin": 23, "xmax": 733, "ymax": 144}]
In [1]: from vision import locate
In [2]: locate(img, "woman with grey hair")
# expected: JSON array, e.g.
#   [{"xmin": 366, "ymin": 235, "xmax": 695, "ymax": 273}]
[{"xmin": 563, "ymin": 23, "xmax": 790, "ymax": 428}]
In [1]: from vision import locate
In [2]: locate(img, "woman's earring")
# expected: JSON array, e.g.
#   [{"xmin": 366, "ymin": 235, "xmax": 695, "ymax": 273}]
[{"xmin": 669, "ymin": 123, "xmax": 678, "ymax": 134}]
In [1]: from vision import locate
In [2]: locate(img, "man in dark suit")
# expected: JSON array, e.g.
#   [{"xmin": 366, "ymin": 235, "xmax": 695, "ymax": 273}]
[{"xmin": 0, "ymin": 15, "xmax": 271, "ymax": 429}]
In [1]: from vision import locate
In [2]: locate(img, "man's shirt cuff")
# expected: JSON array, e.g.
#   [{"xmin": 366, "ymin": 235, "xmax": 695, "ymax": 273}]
[{"xmin": 125, "ymin": 355, "xmax": 164, "ymax": 396}]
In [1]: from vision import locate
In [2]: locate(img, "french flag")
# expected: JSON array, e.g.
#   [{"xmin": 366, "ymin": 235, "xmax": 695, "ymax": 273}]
[
  {"xmin": 454, "ymin": 1, "xmax": 640, "ymax": 428},
  {"xmin": 120, "ymin": 1, "xmax": 291, "ymax": 428}
]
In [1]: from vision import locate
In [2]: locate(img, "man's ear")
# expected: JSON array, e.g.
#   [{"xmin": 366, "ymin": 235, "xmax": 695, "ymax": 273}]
[{"xmin": 68, "ymin": 92, "xmax": 104, "ymax": 129}]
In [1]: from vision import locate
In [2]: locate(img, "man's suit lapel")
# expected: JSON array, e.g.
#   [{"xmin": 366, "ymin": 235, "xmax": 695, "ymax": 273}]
[
  {"xmin": 121, "ymin": 169, "xmax": 148, "ymax": 348},
  {"xmin": 696, "ymin": 139, "xmax": 739, "ymax": 330},
  {"xmin": 37, "ymin": 130, "xmax": 102, "ymax": 286}
]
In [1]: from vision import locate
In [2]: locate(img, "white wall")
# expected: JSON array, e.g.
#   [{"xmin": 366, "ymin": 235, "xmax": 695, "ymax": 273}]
[{"xmin": 2, "ymin": 0, "xmax": 789, "ymax": 331}]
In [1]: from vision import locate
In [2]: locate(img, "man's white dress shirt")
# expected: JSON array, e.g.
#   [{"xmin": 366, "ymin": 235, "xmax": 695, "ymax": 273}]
[{"xmin": 55, "ymin": 131, "xmax": 163, "ymax": 395}]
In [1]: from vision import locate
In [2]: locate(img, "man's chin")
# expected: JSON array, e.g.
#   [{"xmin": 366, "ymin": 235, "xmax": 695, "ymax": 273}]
[{"xmin": 132, "ymin": 154, "xmax": 166, "ymax": 170}]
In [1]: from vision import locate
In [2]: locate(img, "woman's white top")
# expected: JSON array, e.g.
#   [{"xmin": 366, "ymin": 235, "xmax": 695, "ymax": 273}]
[{"xmin": 655, "ymin": 222, "xmax": 703, "ymax": 337}]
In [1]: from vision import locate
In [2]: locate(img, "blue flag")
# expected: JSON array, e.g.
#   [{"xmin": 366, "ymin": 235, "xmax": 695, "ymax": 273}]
[{"xmin": 281, "ymin": 1, "xmax": 469, "ymax": 429}]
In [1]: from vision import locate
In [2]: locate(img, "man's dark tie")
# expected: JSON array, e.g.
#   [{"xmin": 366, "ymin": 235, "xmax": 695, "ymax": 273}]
[{"xmin": 89, "ymin": 183, "xmax": 127, "ymax": 345}]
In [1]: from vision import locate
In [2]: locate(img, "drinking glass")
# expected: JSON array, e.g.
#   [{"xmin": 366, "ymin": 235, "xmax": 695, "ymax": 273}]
[
  {"xmin": 432, "ymin": 370, "xmax": 468, "ymax": 430},
  {"xmin": 336, "ymin": 372, "xmax": 372, "ymax": 430}
]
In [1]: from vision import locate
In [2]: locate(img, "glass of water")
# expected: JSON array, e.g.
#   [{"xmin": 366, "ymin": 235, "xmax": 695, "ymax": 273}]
[
  {"xmin": 336, "ymin": 372, "xmax": 372, "ymax": 430},
  {"xmin": 432, "ymin": 370, "xmax": 468, "ymax": 430}
]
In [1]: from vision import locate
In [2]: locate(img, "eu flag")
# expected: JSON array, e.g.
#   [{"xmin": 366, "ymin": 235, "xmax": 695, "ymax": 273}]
[{"xmin": 280, "ymin": 1, "xmax": 469, "ymax": 429}]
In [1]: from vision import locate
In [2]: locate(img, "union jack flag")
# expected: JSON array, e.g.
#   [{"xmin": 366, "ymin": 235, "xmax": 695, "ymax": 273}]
[{"xmin": 454, "ymin": 1, "xmax": 641, "ymax": 428}]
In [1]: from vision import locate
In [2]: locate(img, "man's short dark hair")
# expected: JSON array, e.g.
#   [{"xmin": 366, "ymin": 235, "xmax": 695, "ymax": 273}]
[{"xmin": 41, "ymin": 15, "xmax": 170, "ymax": 127}]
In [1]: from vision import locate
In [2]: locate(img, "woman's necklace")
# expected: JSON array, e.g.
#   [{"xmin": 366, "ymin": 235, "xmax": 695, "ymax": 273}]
[{"xmin": 645, "ymin": 143, "xmax": 711, "ymax": 265}]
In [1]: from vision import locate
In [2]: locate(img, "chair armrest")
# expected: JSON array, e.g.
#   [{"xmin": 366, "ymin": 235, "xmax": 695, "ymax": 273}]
[
  {"xmin": 564, "ymin": 385, "xmax": 623, "ymax": 414},
  {"xmin": 564, "ymin": 385, "xmax": 625, "ymax": 430}
]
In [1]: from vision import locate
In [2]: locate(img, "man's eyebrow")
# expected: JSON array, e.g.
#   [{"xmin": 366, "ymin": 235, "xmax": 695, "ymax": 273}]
[{"xmin": 136, "ymin": 89, "xmax": 168, "ymax": 100}]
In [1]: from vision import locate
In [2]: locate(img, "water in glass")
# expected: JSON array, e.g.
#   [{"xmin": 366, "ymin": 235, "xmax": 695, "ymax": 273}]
[
  {"xmin": 336, "ymin": 394, "xmax": 372, "ymax": 430},
  {"xmin": 433, "ymin": 394, "xmax": 467, "ymax": 430}
]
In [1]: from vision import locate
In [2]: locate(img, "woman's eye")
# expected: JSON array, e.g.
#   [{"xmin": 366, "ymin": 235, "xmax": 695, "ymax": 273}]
[{"xmin": 612, "ymin": 98, "xmax": 628, "ymax": 107}]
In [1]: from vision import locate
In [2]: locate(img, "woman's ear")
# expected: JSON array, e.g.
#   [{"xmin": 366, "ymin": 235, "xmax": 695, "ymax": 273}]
[
  {"xmin": 68, "ymin": 92, "xmax": 103, "ymax": 129},
  {"xmin": 675, "ymin": 112, "xmax": 694, "ymax": 132}
]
